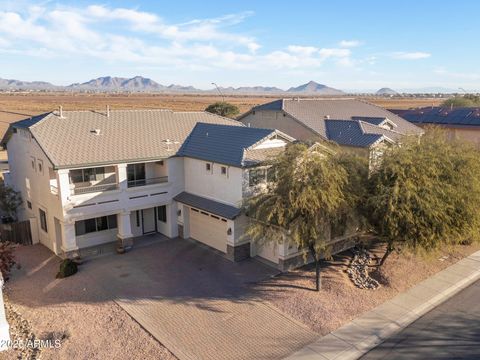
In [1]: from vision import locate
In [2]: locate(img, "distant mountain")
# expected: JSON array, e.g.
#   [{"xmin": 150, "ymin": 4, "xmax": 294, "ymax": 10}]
[
  {"xmin": 0, "ymin": 77, "xmax": 58, "ymax": 90},
  {"xmin": 68, "ymin": 76, "xmax": 169, "ymax": 91},
  {"xmin": 287, "ymin": 81, "xmax": 344, "ymax": 95},
  {"xmin": 217, "ymin": 86, "xmax": 284, "ymax": 94},
  {"xmin": 376, "ymin": 87, "xmax": 398, "ymax": 95}
]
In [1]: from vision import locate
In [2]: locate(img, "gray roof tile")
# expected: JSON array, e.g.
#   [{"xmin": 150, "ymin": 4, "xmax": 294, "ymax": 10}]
[
  {"xmin": 391, "ymin": 107, "xmax": 480, "ymax": 127},
  {"xmin": 174, "ymin": 191, "xmax": 241, "ymax": 219},
  {"xmin": 177, "ymin": 123, "xmax": 281, "ymax": 167},
  {"xmin": 247, "ymin": 98, "xmax": 423, "ymax": 148},
  {"xmin": 325, "ymin": 120, "xmax": 383, "ymax": 147}
]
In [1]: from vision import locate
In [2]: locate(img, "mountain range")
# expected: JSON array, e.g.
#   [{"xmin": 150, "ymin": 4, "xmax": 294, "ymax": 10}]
[
  {"xmin": 0, "ymin": 76, "xmax": 345, "ymax": 94},
  {"xmin": 0, "ymin": 76, "xmax": 459, "ymax": 94}
]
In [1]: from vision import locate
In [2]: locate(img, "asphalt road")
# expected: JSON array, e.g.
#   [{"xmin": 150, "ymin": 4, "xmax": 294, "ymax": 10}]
[{"xmin": 361, "ymin": 279, "xmax": 480, "ymax": 360}]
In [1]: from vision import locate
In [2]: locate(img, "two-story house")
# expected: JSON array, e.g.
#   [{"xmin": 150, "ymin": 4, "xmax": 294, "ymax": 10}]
[
  {"xmin": 238, "ymin": 98, "xmax": 424, "ymax": 160},
  {"xmin": 2, "ymin": 108, "xmax": 299, "ymax": 269}
]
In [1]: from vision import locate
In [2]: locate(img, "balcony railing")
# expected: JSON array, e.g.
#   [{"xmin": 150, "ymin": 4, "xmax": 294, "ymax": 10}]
[
  {"xmin": 72, "ymin": 182, "xmax": 118, "ymax": 195},
  {"xmin": 50, "ymin": 185, "xmax": 59, "ymax": 195},
  {"xmin": 127, "ymin": 176, "xmax": 168, "ymax": 188}
]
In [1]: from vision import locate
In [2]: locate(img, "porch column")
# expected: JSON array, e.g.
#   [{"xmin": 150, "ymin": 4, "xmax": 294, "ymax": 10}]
[
  {"xmin": 56, "ymin": 169, "xmax": 70, "ymax": 204},
  {"xmin": 182, "ymin": 206, "xmax": 190, "ymax": 239},
  {"xmin": 117, "ymin": 211, "xmax": 133, "ymax": 247},
  {"xmin": 61, "ymin": 221, "xmax": 78, "ymax": 258},
  {"xmin": 168, "ymin": 202, "xmax": 178, "ymax": 238},
  {"xmin": 117, "ymin": 164, "xmax": 128, "ymax": 190}
]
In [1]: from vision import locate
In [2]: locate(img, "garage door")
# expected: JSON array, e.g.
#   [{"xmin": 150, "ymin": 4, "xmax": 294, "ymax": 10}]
[
  {"xmin": 190, "ymin": 208, "xmax": 227, "ymax": 252},
  {"xmin": 256, "ymin": 242, "xmax": 279, "ymax": 264}
]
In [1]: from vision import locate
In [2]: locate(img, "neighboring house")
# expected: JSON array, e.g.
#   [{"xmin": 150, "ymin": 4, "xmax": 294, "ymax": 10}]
[
  {"xmin": 391, "ymin": 107, "xmax": 480, "ymax": 147},
  {"xmin": 2, "ymin": 108, "xmax": 299, "ymax": 268},
  {"xmin": 238, "ymin": 98, "xmax": 423, "ymax": 160}
]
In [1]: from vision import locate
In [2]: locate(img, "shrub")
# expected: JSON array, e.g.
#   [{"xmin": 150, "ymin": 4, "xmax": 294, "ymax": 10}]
[
  {"xmin": 205, "ymin": 102, "xmax": 240, "ymax": 118},
  {"xmin": 0, "ymin": 241, "xmax": 16, "ymax": 280},
  {"xmin": 56, "ymin": 259, "xmax": 78, "ymax": 279}
]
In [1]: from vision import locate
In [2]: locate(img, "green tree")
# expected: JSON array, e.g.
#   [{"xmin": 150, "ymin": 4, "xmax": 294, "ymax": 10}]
[
  {"xmin": 367, "ymin": 129, "xmax": 480, "ymax": 265},
  {"xmin": 442, "ymin": 95, "xmax": 480, "ymax": 108},
  {"xmin": 205, "ymin": 102, "xmax": 240, "ymax": 118},
  {"xmin": 244, "ymin": 143, "xmax": 367, "ymax": 291},
  {"xmin": 0, "ymin": 184, "xmax": 22, "ymax": 222}
]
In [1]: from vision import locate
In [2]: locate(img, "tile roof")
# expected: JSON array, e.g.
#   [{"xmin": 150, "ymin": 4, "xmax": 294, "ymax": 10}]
[
  {"xmin": 7, "ymin": 110, "xmax": 242, "ymax": 169},
  {"xmin": 243, "ymin": 98, "xmax": 423, "ymax": 148},
  {"xmin": 391, "ymin": 107, "xmax": 480, "ymax": 127},
  {"xmin": 177, "ymin": 122, "xmax": 290, "ymax": 167},
  {"xmin": 325, "ymin": 120, "xmax": 383, "ymax": 147},
  {"xmin": 174, "ymin": 191, "xmax": 241, "ymax": 219}
]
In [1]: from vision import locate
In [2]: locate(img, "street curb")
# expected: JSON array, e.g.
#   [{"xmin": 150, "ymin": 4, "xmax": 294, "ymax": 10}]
[{"xmin": 285, "ymin": 250, "xmax": 480, "ymax": 360}]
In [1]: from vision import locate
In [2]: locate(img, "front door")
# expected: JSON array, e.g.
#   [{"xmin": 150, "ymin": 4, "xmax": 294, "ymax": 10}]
[{"xmin": 142, "ymin": 208, "xmax": 156, "ymax": 234}]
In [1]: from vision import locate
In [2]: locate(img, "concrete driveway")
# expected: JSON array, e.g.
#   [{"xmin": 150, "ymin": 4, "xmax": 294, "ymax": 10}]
[{"xmin": 81, "ymin": 235, "xmax": 318, "ymax": 360}]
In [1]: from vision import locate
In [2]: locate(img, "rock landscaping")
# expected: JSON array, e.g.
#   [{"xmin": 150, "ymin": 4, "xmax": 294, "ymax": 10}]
[{"xmin": 346, "ymin": 247, "xmax": 380, "ymax": 290}]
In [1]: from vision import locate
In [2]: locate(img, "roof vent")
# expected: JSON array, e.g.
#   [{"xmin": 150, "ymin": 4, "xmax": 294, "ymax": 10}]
[
  {"xmin": 58, "ymin": 106, "xmax": 64, "ymax": 119},
  {"xmin": 106, "ymin": 105, "xmax": 110, "ymax": 118},
  {"xmin": 90, "ymin": 129, "xmax": 101, "ymax": 135},
  {"xmin": 325, "ymin": 115, "xmax": 330, "ymax": 119}
]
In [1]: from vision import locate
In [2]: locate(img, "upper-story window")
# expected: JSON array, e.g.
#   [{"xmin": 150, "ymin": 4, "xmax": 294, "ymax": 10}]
[
  {"xmin": 30, "ymin": 157, "xmax": 36, "ymax": 171},
  {"xmin": 39, "ymin": 209, "xmax": 48, "ymax": 233},
  {"xmin": 220, "ymin": 166, "xmax": 228, "ymax": 176},
  {"xmin": 38, "ymin": 160, "xmax": 44, "ymax": 175},
  {"xmin": 205, "ymin": 162, "xmax": 212, "ymax": 173},
  {"xmin": 70, "ymin": 167, "xmax": 105, "ymax": 183},
  {"xmin": 127, "ymin": 163, "xmax": 146, "ymax": 187},
  {"xmin": 249, "ymin": 167, "xmax": 275, "ymax": 187}
]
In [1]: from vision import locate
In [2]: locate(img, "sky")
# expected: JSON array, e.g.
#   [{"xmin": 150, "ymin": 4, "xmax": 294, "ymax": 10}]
[{"xmin": 0, "ymin": 0, "xmax": 479, "ymax": 91}]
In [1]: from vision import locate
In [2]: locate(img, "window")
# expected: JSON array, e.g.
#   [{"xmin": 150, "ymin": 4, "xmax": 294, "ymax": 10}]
[
  {"xmin": 75, "ymin": 215, "xmax": 117, "ymax": 236},
  {"xmin": 26, "ymin": 201, "xmax": 32, "ymax": 209},
  {"xmin": 249, "ymin": 167, "xmax": 276, "ymax": 186},
  {"xmin": 205, "ymin": 162, "xmax": 211, "ymax": 172},
  {"xmin": 157, "ymin": 205, "xmax": 167, "ymax": 222},
  {"xmin": 70, "ymin": 167, "xmax": 105, "ymax": 183},
  {"xmin": 31, "ymin": 157, "xmax": 36, "ymax": 171},
  {"xmin": 38, "ymin": 160, "xmax": 44, "ymax": 174},
  {"xmin": 127, "ymin": 163, "xmax": 146, "ymax": 187},
  {"xmin": 39, "ymin": 209, "xmax": 48, "ymax": 233},
  {"xmin": 221, "ymin": 166, "xmax": 227, "ymax": 176},
  {"xmin": 136, "ymin": 211, "xmax": 140, "ymax": 227},
  {"xmin": 266, "ymin": 168, "xmax": 276, "ymax": 182},
  {"xmin": 249, "ymin": 168, "xmax": 266, "ymax": 186}
]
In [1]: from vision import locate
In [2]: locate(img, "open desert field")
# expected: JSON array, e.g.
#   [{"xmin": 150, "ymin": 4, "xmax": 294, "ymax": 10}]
[{"xmin": 0, "ymin": 92, "xmax": 443, "ymax": 137}]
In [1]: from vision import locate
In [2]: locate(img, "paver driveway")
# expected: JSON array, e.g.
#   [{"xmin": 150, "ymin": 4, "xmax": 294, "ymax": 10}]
[{"xmin": 82, "ymin": 235, "xmax": 318, "ymax": 360}]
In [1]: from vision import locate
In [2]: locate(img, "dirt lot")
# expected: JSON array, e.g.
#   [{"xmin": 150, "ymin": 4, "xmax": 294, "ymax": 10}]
[
  {"xmin": 256, "ymin": 242, "xmax": 480, "ymax": 335},
  {"xmin": 0, "ymin": 92, "xmax": 443, "ymax": 137}
]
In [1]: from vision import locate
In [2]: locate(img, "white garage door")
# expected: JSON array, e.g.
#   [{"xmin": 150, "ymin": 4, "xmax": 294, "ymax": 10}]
[
  {"xmin": 256, "ymin": 242, "xmax": 279, "ymax": 264},
  {"xmin": 190, "ymin": 208, "xmax": 227, "ymax": 253}
]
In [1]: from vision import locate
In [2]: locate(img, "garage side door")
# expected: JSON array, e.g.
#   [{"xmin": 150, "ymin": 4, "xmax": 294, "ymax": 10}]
[{"xmin": 190, "ymin": 208, "xmax": 227, "ymax": 253}]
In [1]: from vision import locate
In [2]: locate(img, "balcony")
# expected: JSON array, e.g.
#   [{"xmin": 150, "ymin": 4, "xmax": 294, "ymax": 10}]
[
  {"xmin": 71, "ymin": 182, "xmax": 118, "ymax": 195},
  {"xmin": 127, "ymin": 176, "xmax": 168, "ymax": 188}
]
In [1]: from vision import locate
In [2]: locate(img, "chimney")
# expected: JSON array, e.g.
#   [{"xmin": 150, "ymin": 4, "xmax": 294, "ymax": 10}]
[
  {"xmin": 59, "ymin": 106, "xmax": 64, "ymax": 118},
  {"xmin": 106, "ymin": 105, "xmax": 110, "ymax": 117}
]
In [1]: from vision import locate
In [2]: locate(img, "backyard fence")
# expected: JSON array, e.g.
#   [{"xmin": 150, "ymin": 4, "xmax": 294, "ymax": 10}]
[{"xmin": 0, "ymin": 220, "xmax": 32, "ymax": 245}]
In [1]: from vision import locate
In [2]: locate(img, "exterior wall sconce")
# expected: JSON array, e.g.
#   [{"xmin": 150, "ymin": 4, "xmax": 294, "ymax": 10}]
[{"xmin": 227, "ymin": 228, "xmax": 232, "ymax": 235}]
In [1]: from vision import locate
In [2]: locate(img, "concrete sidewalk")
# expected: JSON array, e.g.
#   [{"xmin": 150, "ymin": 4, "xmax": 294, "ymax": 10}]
[{"xmin": 286, "ymin": 250, "xmax": 480, "ymax": 360}]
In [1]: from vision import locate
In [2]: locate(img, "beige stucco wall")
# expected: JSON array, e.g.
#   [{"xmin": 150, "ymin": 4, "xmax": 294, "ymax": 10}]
[{"xmin": 241, "ymin": 110, "xmax": 322, "ymax": 142}]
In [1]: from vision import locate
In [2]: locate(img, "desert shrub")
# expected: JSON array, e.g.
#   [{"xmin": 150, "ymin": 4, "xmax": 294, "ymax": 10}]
[
  {"xmin": 0, "ymin": 241, "xmax": 16, "ymax": 280},
  {"xmin": 205, "ymin": 102, "xmax": 240, "ymax": 118},
  {"xmin": 56, "ymin": 259, "xmax": 78, "ymax": 279}
]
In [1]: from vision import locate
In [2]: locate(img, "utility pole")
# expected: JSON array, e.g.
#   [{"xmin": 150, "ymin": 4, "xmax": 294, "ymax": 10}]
[{"xmin": 211, "ymin": 82, "xmax": 225, "ymax": 102}]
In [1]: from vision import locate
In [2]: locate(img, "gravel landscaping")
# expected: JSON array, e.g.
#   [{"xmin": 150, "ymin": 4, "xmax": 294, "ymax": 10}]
[
  {"xmin": 1, "ymin": 245, "xmax": 176, "ymax": 360},
  {"xmin": 255, "ymin": 241, "xmax": 480, "ymax": 335}
]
